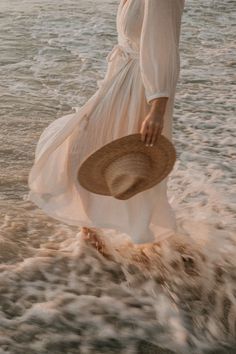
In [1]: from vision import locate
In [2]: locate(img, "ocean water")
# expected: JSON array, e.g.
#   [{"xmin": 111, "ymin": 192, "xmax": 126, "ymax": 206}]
[{"xmin": 0, "ymin": 0, "xmax": 235, "ymax": 353}]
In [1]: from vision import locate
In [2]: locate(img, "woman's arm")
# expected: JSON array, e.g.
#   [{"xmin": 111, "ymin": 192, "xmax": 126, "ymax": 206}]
[{"xmin": 139, "ymin": 0, "xmax": 185, "ymax": 145}]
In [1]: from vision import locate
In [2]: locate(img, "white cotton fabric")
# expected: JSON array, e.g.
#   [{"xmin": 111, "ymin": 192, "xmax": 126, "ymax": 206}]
[{"xmin": 28, "ymin": 0, "xmax": 185, "ymax": 244}]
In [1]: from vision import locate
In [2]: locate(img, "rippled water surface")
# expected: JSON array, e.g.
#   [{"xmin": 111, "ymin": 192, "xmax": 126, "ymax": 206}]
[{"xmin": 0, "ymin": 0, "xmax": 235, "ymax": 353}]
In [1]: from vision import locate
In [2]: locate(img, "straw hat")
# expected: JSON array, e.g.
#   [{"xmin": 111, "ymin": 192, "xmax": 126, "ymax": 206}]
[{"xmin": 78, "ymin": 133, "xmax": 176, "ymax": 200}]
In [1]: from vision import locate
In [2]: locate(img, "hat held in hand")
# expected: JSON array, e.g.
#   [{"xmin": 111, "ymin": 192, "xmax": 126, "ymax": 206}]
[{"xmin": 78, "ymin": 133, "xmax": 176, "ymax": 200}]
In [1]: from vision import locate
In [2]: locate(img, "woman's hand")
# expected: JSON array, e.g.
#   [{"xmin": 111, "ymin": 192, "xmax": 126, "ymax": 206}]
[{"xmin": 140, "ymin": 97, "xmax": 168, "ymax": 146}]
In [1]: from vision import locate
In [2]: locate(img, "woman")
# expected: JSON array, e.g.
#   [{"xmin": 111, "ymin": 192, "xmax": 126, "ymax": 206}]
[{"xmin": 28, "ymin": 0, "xmax": 185, "ymax": 255}]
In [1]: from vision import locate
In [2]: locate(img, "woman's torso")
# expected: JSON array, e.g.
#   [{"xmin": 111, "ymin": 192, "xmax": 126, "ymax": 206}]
[{"xmin": 117, "ymin": 0, "xmax": 145, "ymax": 52}]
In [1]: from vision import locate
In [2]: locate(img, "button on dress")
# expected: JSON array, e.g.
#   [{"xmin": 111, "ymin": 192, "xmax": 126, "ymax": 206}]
[{"xmin": 28, "ymin": 0, "xmax": 185, "ymax": 244}]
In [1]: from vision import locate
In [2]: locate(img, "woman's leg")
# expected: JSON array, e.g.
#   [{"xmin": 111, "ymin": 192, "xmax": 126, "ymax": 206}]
[
  {"xmin": 81, "ymin": 227, "xmax": 114, "ymax": 260},
  {"xmin": 81, "ymin": 226, "xmax": 161, "ymax": 270}
]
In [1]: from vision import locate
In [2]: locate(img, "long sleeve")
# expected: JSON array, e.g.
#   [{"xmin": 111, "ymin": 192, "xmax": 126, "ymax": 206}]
[{"xmin": 140, "ymin": 0, "xmax": 185, "ymax": 104}]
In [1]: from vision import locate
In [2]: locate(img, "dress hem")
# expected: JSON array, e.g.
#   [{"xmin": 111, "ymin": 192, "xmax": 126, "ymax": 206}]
[{"xmin": 27, "ymin": 191, "xmax": 175, "ymax": 245}]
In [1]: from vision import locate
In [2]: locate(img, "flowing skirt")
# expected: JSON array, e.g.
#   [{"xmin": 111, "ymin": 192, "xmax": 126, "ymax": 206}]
[{"xmin": 28, "ymin": 48, "xmax": 177, "ymax": 244}]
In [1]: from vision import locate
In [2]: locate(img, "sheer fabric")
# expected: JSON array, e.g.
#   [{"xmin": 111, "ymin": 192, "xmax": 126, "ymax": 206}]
[{"xmin": 28, "ymin": 0, "xmax": 185, "ymax": 244}]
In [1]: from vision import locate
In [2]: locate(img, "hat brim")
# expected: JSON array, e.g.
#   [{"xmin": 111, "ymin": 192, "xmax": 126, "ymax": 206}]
[{"xmin": 78, "ymin": 133, "xmax": 176, "ymax": 197}]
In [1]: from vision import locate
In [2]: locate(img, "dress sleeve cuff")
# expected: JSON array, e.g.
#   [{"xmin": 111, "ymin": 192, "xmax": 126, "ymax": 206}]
[{"xmin": 146, "ymin": 92, "xmax": 170, "ymax": 105}]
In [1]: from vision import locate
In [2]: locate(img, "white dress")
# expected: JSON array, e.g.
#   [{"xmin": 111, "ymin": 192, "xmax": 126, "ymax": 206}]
[{"xmin": 28, "ymin": 0, "xmax": 185, "ymax": 244}]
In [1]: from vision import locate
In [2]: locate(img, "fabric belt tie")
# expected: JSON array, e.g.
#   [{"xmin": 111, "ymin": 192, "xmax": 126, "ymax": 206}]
[{"xmin": 106, "ymin": 44, "xmax": 139, "ymax": 62}]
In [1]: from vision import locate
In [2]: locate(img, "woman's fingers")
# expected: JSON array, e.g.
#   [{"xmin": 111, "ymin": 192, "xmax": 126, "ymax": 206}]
[
  {"xmin": 156, "ymin": 121, "xmax": 163, "ymax": 142},
  {"xmin": 150, "ymin": 124, "xmax": 159, "ymax": 146},
  {"xmin": 146, "ymin": 122, "xmax": 161, "ymax": 146},
  {"xmin": 140, "ymin": 118, "xmax": 164, "ymax": 146},
  {"xmin": 145, "ymin": 121, "xmax": 154, "ymax": 146},
  {"xmin": 140, "ymin": 120, "xmax": 148, "ymax": 143},
  {"xmin": 141, "ymin": 122, "xmax": 155, "ymax": 146}
]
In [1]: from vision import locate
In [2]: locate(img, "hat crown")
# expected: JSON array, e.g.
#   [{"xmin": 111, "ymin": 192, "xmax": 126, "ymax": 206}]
[
  {"xmin": 78, "ymin": 133, "xmax": 176, "ymax": 200},
  {"xmin": 104, "ymin": 152, "xmax": 151, "ymax": 200}
]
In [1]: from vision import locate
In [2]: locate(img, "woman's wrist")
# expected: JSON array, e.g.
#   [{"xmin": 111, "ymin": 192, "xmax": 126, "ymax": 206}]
[{"xmin": 149, "ymin": 97, "xmax": 168, "ymax": 116}]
